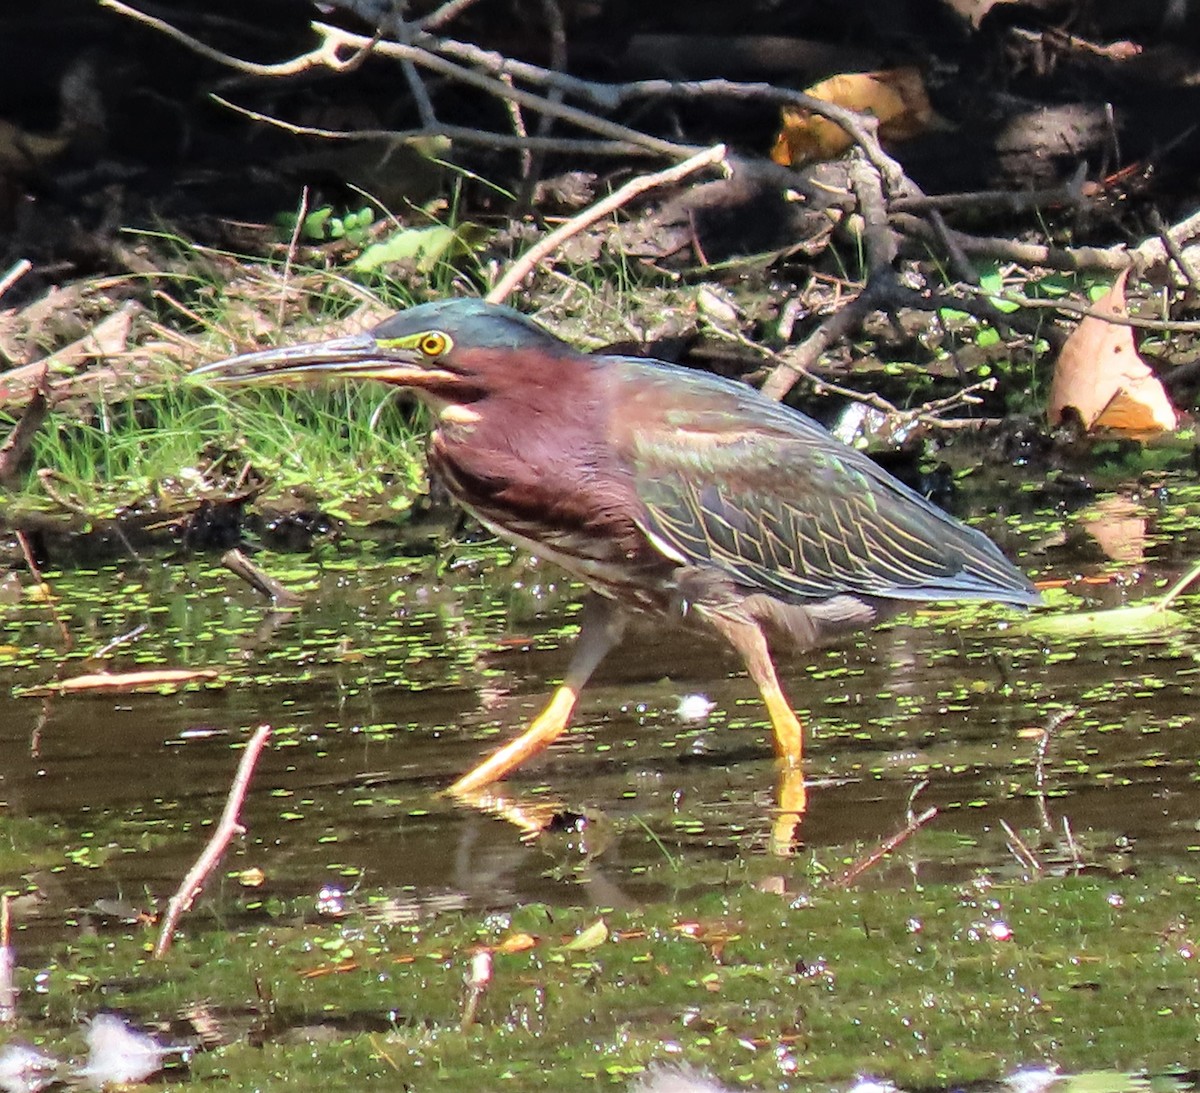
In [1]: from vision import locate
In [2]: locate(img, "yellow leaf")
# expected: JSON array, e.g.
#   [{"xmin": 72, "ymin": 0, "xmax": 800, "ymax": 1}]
[
  {"xmin": 771, "ymin": 68, "xmax": 935, "ymax": 166},
  {"xmin": 561, "ymin": 919, "xmax": 608, "ymax": 951},
  {"xmin": 497, "ymin": 932, "xmax": 537, "ymax": 954}
]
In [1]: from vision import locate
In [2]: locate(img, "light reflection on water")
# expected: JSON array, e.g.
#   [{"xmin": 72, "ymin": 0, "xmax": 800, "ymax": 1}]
[{"xmin": 1, "ymin": 516, "xmax": 1199, "ymax": 940}]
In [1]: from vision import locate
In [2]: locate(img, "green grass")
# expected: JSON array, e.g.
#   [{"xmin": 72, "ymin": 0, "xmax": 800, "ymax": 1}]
[{"xmin": 5, "ymin": 381, "xmax": 427, "ymax": 521}]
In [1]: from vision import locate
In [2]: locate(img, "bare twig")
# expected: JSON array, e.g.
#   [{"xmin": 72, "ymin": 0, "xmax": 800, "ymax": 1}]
[
  {"xmin": 486, "ymin": 144, "xmax": 727, "ymax": 303},
  {"xmin": 760, "ymin": 279, "xmax": 893, "ymax": 402},
  {"xmin": 155, "ymin": 724, "xmax": 273, "ymax": 958},
  {"xmin": 831, "ymin": 806, "xmax": 938, "ymax": 887},
  {"xmin": 893, "ymin": 213, "xmax": 1134, "ymax": 274},
  {"xmin": 890, "ymin": 163, "xmax": 1088, "ymax": 216},
  {"xmin": 849, "ymin": 153, "xmax": 896, "ymax": 273},
  {"xmin": 91, "ymin": 623, "xmax": 148, "ymax": 662},
  {"xmin": 1000, "ymin": 818, "xmax": 1042, "ymax": 874},
  {"xmin": 497, "ymin": 71, "xmax": 531, "ymax": 176},
  {"xmin": 213, "ymin": 97, "xmax": 666, "ymax": 157},
  {"xmin": 967, "ymin": 286, "xmax": 1200, "ymax": 332},
  {"xmin": 1034, "ymin": 706, "xmax": 1076, "ymax": 832},
  {"xmin": 389, "ymin": 15, "xmax": 438, "ymax": 127},
  {"xmin": 0, "ymin": 259, "xmax": 31, "ymax": 300},
  {"xmin": 1151, "ymin": 209, "xmax": 1200, "ymax": 293},
  {"xmin": 279, "ymin": 186, "xmax": 309, "ymax": 332},
  {"xmin": 1130, "ymin": 208, "xmax": 1200, "ymax": 266},
  {"xmin": 514, "ymin": 0, "xmax": 568, "ymax": 209},
  {"xmin": 419, "ymin": 0, "xmax": 487, "ymax": 31},
  {"xmin": 16, "ymin": 530, "xmax": 72, "ymax": 651}
]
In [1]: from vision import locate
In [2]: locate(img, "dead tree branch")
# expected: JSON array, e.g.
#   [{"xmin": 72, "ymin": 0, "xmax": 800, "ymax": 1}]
[{"xmin": 155, "ymin": 724, "xmax": 273, "ymax": 959}]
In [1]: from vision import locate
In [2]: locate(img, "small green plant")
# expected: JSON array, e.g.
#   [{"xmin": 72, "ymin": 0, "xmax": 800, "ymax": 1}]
[{"xmin": 277, "ymin": 205, "xmax": 377, "ymax": 247}]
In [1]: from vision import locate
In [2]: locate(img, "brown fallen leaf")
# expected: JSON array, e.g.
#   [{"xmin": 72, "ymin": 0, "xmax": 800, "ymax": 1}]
[
  {"xmin": 1047, "ymin": 268, "xmax": 1177, "ymax": 436},
  {"xmin": 26, "ymin": 668, "xmax": 220, "ymax": 696},
  {"xmin": 771, "ymin": 67, "xmax": 936, "ymax": 166}
]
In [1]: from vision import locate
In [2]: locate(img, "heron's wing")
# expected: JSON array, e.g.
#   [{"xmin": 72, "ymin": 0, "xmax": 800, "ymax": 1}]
[{"xmin": 609, "ymin": 360, "xmax": 1036, "ymax": 606}]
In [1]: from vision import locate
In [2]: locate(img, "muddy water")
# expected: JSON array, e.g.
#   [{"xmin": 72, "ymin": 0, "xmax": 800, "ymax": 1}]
[{"xmin": 2, "ymin": 487, "xmax": 1200, "ymax": 946}]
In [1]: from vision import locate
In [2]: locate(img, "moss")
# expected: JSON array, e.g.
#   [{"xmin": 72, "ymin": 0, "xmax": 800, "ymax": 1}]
[{"xmin": 12, "ymin": 871, "xmax": 1200, "ymax": 1090}]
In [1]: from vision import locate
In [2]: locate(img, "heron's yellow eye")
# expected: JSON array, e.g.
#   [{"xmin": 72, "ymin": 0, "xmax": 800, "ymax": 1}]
[{"xmin": 419, "ymin": 331, "xmax": 450, "ymax": 357}]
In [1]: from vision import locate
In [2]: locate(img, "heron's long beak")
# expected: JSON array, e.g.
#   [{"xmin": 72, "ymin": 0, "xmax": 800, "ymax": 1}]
[{"xmin": 190, "ymin": 334, "xmax": 434, "ymax": 387}]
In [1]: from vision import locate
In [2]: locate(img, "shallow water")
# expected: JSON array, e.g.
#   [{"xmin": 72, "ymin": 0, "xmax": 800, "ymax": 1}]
[{"xmin": 3, "ymin": 479, "xmax": 1200, "ymax": 949}]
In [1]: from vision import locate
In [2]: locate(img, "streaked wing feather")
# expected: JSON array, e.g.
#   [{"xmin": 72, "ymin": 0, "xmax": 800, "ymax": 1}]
[{"xmin": 612, "ymin": 361, "xmax": 1036, "ymax": 606}]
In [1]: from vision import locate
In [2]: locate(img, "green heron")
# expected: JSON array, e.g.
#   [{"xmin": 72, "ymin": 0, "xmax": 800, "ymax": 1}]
[{"xmin": 193, "ymin": 298, "xmax": 1037, "ymax": 838}]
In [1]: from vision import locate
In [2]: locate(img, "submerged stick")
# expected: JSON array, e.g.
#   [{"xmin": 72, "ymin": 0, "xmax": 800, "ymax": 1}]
[
  {"xmin": 16, "ymin": 530, "xmax": 72, "ymax": 651},
  {"xmin": 155, "ymin": 724, "xmax": 273, "ymax": 958},
  {"xmin": 222, "ymin": 549, "xmax": 304, "ymax": 608}
]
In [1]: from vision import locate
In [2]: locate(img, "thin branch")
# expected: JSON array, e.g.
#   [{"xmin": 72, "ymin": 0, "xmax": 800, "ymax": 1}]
[
  {"xmin": 760, "ymin": 279, "xmax": 893, "ymax": 402},
  {"xmin": 389, "ymin": 15, "xmax": 438, "ymax": 127},
  {"xmin": 486, "ymin": 144, "xmax": 727, "ymax": 303},
  {"xmin": 1000, "ymin": 818, "xmax": 1043, "ymax": 874},
  {"xmin": 16, "ymin": 529, "xmax": 72, "ymax": 651},
  {"xmin": 1151, "ymin": 209, "xmax": 1200, "ymax": 293},
  {"xmin": 513, "ymin": 0, "xmax": 568, "ymax": 209},
  {"xmin": 213, "ymin": 96, "xmax": 671, "ymax": 158},
  {"xmin": 222, "ymin": 549, "xmax": 304, "ymax": 608},
  {"xmin": 892, "ymin": 212, "xmax": 1134, "ymax": 274},
  {"xmin": 965, "ymin": 286, "xmax": 1200, "ymax": 332},
  {"xmin": 419, "ymin": 0, "xmax": 487, "ymax": 31},
  {"xmin": 424, "ymin": 32, "xmax": 622, "ymax": 108},
  {"xmin": 155, "ymin": 725, "xmax": 273, "ymax": 958},
  {"xmin": 0, "ymin": 259, "xmax": 31, "ymax": 300},
  {"xmin": 890, "ymin": 163, "xmax": 1088, "ymax": 216},
  {"xmin": 1130, "ymin": 208, "xmax": 1200, "ymax": 266},
  {"xmin": 832, "ymin": 806, "xmax": 938, "ymax": 887},
  {"xmin": 279, "ymin": 186, "xmax": 309, "ymax": 332}
]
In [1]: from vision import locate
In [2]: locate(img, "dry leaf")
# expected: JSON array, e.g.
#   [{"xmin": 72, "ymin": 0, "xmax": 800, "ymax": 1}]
[
  {"xmin": 1047, "ymin": 269, "xmax": 1177, "ymax": 436},
  {"xmin": 771, "ymin": 68, "xmax": 935, "ymax": 166}
]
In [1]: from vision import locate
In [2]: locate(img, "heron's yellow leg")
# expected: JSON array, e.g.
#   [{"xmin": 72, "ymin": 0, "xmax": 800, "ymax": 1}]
[
  {"xmin": 448, "ymin": 686, "xmax": 578, "ymax": 795},
  {"xmin": 700, "ymin": 608, "xmax": 809, "ymax": 854},
  {"xmin": 757, "ymin": 671, "xmax": 804, "ymax": 767},
  {"xmin": 446, "ymin": 596, "xmax": 626, "ymax": 798},
  {"xmin": 700, "ymin": 609, "xmax": 806, "ymax": 767}
]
